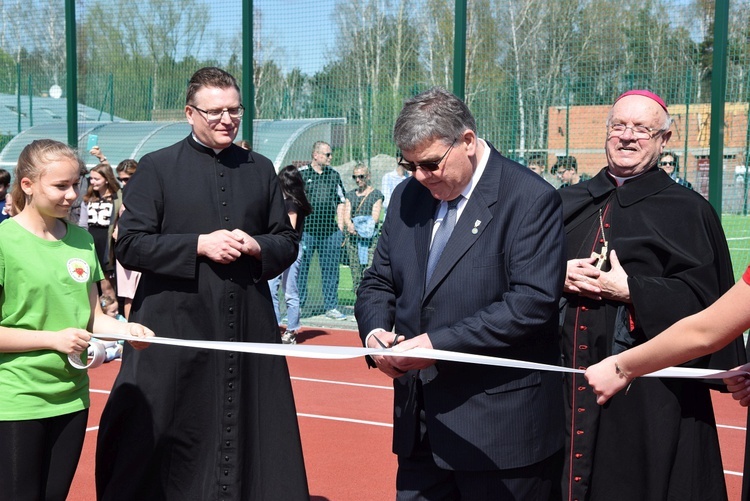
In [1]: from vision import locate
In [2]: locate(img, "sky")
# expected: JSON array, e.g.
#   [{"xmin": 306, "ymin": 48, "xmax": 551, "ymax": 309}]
[{"xmin": 203, "ymin": 0, "xmax": 337, "ymax": 76}]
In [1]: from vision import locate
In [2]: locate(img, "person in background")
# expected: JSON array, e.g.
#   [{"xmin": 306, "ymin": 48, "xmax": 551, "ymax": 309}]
[
  {"xmin": 268, "ymin": 165, "xmax": 312, "ymax": 345},
  {"xmin": 0, "ymin": 168, "xmax": 10, "ymax": 222},
  {"xmin": 343, "ymin": 164, "xmax": 383, "ymax": 294},
  {"xmin": 85, "ymin": 164, "xmax": 121, "ymax": 298},
  {"xmin": 112, "ymin": 159, "xmax": 141, "ymax": 318},
  {"xmin": 298, "ymin": 141, "xmax": 348, "ymax": 320},
  {"xmin": 356, "ymin": 87, "xmax": 566, "ymax": 500},
  {"xmin": 98, "ymin": 294, "xmax": 125, "ymax": 362},
  {"xmin": 659, "ymin": 151, "xmax": 692, "ymax": 189},
  {"xmin": 558, "ymin": 90, "xmax": 744, "ymax": 501},
  {"xmin": 527, "ymin": 153, "xmax": 557, "ymax": 187},
  {"xmin": 96, "ymin": 67, "xmax": 308, "ymax": 500},
  {"xmin": 236, "ymin": 139, "xmax": 251, "ymax": 150},
  {"xmin": 381, "ymin": 160, "xmax": 409, "ymax": 213},
  {"xmin": 554, "ymin": 155, "xmax": 588, "ymax": 187},
  {"xmin": 0, "ymin": 139, "xmax": 151, "ymax": 500}
]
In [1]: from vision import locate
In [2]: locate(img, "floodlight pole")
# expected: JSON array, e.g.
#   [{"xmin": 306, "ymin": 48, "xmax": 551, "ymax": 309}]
[
  {"xmin": 708, "ymin": 0, "xmax": 729, "ymax": 215},
  {"xmin": 452, "ymin": 0, "xmax": 467, "ymax": 101},
  {"xmin": 65, "ymin": 0, "xmax": 78, "ymax": 148},
  {"xmin": 242, "ymin": 0, "xmax": 254, "ymax": 146}
]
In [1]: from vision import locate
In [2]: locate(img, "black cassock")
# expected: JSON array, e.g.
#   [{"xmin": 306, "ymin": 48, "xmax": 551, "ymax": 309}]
[
  {"xmin": 559, "ymin": 166, "xmax": 745, "ymax": 501},
  {"xmin": 96, "ymin": 136, "xmax": 308, "ymax": 500}
]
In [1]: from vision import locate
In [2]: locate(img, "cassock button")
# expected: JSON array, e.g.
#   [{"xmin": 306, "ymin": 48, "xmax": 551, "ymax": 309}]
[
  {"xmin": 575, "ymin": 453, "xmax": 583, "ymax": 459},
  {"xmin": 579, "ymin": 325, "xmax": 587, "ymax": 331},
  {"xmin": 228, "ymin": 396, "xmax": 233, "ymax": 403},
  {"xmin": 228, "ymin": 382, "xmax": 234, "ymax": 389},
  {"xmin": 578, "ymin": 366, "xmax": 586, "ymax": 371},
  {"xmin": 226, "ymin": 427, "xmax": 231, "ymax": 433},
  {"xmin": 581, "ymin": 306, "xmax": 588, "ymax": 311},
  {"xmin": 229, "ymin": 367, "xmax": 234, "ymax": 373},
  {"xmin": 574, "ymin": 476, "xmax": 582, "ymax": 482},
  {"xmin": 577, "ymin": 407, "xmax": 585, "ymax": 413},
  {"xmin": 577, "ymin": 386, "xmax": 586, "ymax": 391},
  {"xmin": 222, "ymin": 485, "xmax": 228, "ymax": 491},
  {"xmin": 224, "ymin": 455, "xmax": 230, "ymax": 461},
  {"xmin": 576, "ymin": 429, "xmax": 584, "ymax": 435},
  {"xmin": 221, "ymin": 187, "xmax": 226, "ymax": 191},
  {"xmin": 220, "ymin": 172, "xmax": 224, "ymax": 177},
  {"xmin": 604, "ymin": 223, "xmax": 610, "ymax": 228},
  {"xmin": 225, "ymin": 441, "xmax": 230, "ymax": 447},
  {"xmin": 229, "ymin": 322, "xmax": 234, "ymax": 328},
  {"xmin": 224, "ymin": 216, "xmax": 229, "ymax": 221},
  {"xmin": 599, "ymin": 238, "xmax": 604, "ymax": 243},
  {"xmin": 227, "ymin": 412, "xmax": 232, "ymax": 418},
  {"xmin": 224, "ymin": 470, "xmax": 229, "ymax": 476},
  {"xmin": 222, "ymin": 201, "xmax": 227, "ymax": 206},
  {"xmin": 578, "ymin": 345, "xmax": 588, "ymax": 350}
]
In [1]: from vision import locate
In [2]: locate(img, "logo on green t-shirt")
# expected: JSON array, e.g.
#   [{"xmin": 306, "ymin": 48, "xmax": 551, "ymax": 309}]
[{"xmin": 67, "ymin": 258, "xmax": 91, "ymax": 283}]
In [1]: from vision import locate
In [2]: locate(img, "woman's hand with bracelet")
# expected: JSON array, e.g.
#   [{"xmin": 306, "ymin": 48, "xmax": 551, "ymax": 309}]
[{"xmin": 584, "ymin": 355, "xmax": 631, "ymax": 404}]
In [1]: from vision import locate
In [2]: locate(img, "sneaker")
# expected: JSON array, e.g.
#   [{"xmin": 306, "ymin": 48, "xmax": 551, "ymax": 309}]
[
  {"xmin": 325, "ymin": 308, "xmax": 347, "ymax": 320},
  {"xmin": 281, "ymin": 331, "xmax": 297, "ymax": 344}
]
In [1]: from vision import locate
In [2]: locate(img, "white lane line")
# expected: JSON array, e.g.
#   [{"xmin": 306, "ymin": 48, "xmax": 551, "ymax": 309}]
[
  {"xmin": 291, "ymin": 376, "xmax": 392, "ymax": 390},
  {"xmin": 718, "ymin": 424, "xmax": 747, "ymax": 431},
  {"xmin": 297, "ymin": 413, "xmax": 392, "ymax": 428}
]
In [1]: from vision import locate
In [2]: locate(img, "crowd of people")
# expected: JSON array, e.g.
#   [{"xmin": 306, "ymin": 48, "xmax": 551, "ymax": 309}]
[{"xmin": 2, "ymin": 66, "xmax": 750, "ymax": 501}]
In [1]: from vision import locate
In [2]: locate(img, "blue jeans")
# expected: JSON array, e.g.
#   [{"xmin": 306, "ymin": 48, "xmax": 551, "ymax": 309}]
[
  {"xmin": 268, "ymin": 245, "xmax": 303, "ymax": 332},
  {"xmin": 298, "ymin": 229, "xmax": 342, "ymax": 312}
]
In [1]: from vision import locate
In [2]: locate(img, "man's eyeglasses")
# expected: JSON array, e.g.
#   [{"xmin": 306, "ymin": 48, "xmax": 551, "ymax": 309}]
[
  {"xmin": 352, "ymin": 174, "xmax": 366, "ymax": 180},
  {"xmin": 607, "ymin": 123, "xmax": 666, "ymax": 140},
  {"xmin": 659, "ymin": 161, "xmax": 675, "ymax": 166},
  {"xmin": 397, "ymin": 140, "xmax": 456, "ymax": 172},
  {"xmin": 318, "ymin": 152, "xmax": 332, "ymax": 158},
  {"xmin": 190, "ymin": 105, "xmax": 244, "ymax": 121}
]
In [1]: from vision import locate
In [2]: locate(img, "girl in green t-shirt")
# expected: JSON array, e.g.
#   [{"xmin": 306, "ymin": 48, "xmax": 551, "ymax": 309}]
[{"xmin": 0, "ymin": 139, "xmax": 153, "ymax": 500}]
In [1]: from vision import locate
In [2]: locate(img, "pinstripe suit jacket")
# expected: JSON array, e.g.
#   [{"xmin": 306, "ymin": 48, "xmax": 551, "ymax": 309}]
[{"xmin": 356, "ymin": 145, "xmax": 566, "ymax": 471}]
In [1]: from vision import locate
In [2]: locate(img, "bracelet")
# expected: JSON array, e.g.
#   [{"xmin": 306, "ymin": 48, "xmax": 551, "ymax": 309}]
[
  {"xmin": 615, "ymin": 360, "xmax": 636, "ymax": 395},
  {"xmin": 614, "ymin": 361, "xmax": 630, "ymax": 380}
]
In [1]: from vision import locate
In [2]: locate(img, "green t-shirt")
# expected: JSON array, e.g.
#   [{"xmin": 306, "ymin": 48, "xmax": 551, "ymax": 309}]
[{"xmin": 0, "ymin": 218, "xmax": 103, "ymax": 420}]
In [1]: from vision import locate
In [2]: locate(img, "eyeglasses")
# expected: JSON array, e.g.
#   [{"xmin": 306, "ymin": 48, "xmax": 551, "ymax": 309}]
[
  {"xmin": 318, "ymin": 152, "xmax": 332, "ymax": 158},
  {"xmin": 397, "ymin": 140, "xmax": 456, "ymax": 172},
  {"xmin": 190, "ymin": 104, "xmax": 244, "ymax": 121},
  {"xmin": 352, "ymin": 174, "xmax": 366, "ymax": 180},
  {"xmin": 659, "ymin": 161, "xmax": 675, "ymax": 166},
  {"xmin": 118, "ymin": 176, "xmax": 131, "ymax": 183},
  {"xmin": 608, "ymin": 123, "xmax": 666, "ymax": 140}
]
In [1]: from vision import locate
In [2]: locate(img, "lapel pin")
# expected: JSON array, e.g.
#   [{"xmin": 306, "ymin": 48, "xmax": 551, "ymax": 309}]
[{"xmin": 472, "ymin": 220, "xmax": 481, "ymax": 234}]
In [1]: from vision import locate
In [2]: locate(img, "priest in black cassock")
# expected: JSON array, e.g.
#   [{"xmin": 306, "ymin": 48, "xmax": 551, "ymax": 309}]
[
  {"xmin": 95, "ymin": 67, "xmax": 309, "ymax": 500},
  {"xmin": 559, "ymin": 90, "xmax": 745, "ymax": 501}
]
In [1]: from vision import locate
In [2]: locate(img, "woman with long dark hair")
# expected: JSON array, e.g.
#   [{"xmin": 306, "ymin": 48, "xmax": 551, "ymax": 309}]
[
  {"xmin": 84, "ymin": 163, "xmax": 121, "ymax": 296},
  {"xmin": 269, "ymin": 165, "xmax": 312, "ymax": 344}
]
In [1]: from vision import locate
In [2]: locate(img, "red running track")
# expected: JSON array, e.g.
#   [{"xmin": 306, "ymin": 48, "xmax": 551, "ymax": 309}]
[{"xmin": 69, "ymin": 327, "xmax": 745, "ymax": 500}]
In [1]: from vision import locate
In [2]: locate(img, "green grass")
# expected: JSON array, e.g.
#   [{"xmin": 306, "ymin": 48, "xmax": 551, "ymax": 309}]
[{"xmin": 722, "ymin": 214, "xmax": 750, "ymax": 281}]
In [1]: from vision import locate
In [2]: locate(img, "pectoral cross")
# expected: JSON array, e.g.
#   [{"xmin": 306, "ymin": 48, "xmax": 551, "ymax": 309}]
[
  {"xmin": 591, "ymin": 241, "xmax": 608, "ymax": 270},
  {"xmin": 591, "ymin": 208, "xmax": 608, "ymax": 269}
]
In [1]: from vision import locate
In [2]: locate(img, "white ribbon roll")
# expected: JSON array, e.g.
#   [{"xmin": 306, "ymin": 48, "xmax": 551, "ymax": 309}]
[{"xmin": 68, "ymin": 340, "xmax": 107, "ymax": 370}]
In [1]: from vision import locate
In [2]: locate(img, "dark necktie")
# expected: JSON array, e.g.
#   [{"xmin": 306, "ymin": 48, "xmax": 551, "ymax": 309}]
[{"xmin": 425, "ymin": 196, "xmax": 462, "ymax": 286}]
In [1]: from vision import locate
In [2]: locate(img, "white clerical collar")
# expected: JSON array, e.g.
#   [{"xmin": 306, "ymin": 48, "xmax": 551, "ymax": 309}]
[
  {"xmin": 608, "ymin": 169, "xmax": 648, "ymax": 187},
  {"xmin": 192, "ymin": 134, "xmax": 225, "ymax": 155}
]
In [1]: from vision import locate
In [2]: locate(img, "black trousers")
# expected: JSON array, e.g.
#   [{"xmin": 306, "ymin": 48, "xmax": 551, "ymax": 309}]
[{"xmin": 0, "ymin": 409, "xmax": 89, "ymax": 501}]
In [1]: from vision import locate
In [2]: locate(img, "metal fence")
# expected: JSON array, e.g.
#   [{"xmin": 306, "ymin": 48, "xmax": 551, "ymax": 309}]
[{"xmin": 2, "ymin": 0, "xmax": 750, "ymax": 323}]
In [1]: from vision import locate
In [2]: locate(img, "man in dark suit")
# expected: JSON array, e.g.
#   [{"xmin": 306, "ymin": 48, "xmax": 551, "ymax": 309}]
[{"xmin": 355, "ymin": 87, "xmax": 566, "ymax": 500}]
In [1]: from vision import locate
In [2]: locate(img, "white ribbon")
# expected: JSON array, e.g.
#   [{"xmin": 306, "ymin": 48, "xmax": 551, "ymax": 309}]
[{"xmin": 69, "ymin": 333, "xmax": 750, "ymax": 380}]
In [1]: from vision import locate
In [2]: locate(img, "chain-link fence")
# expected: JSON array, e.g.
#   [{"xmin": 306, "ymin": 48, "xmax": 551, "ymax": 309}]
[{"xmin": 1, "ymin": 0, "xmax": 749, "ymax": 325}]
